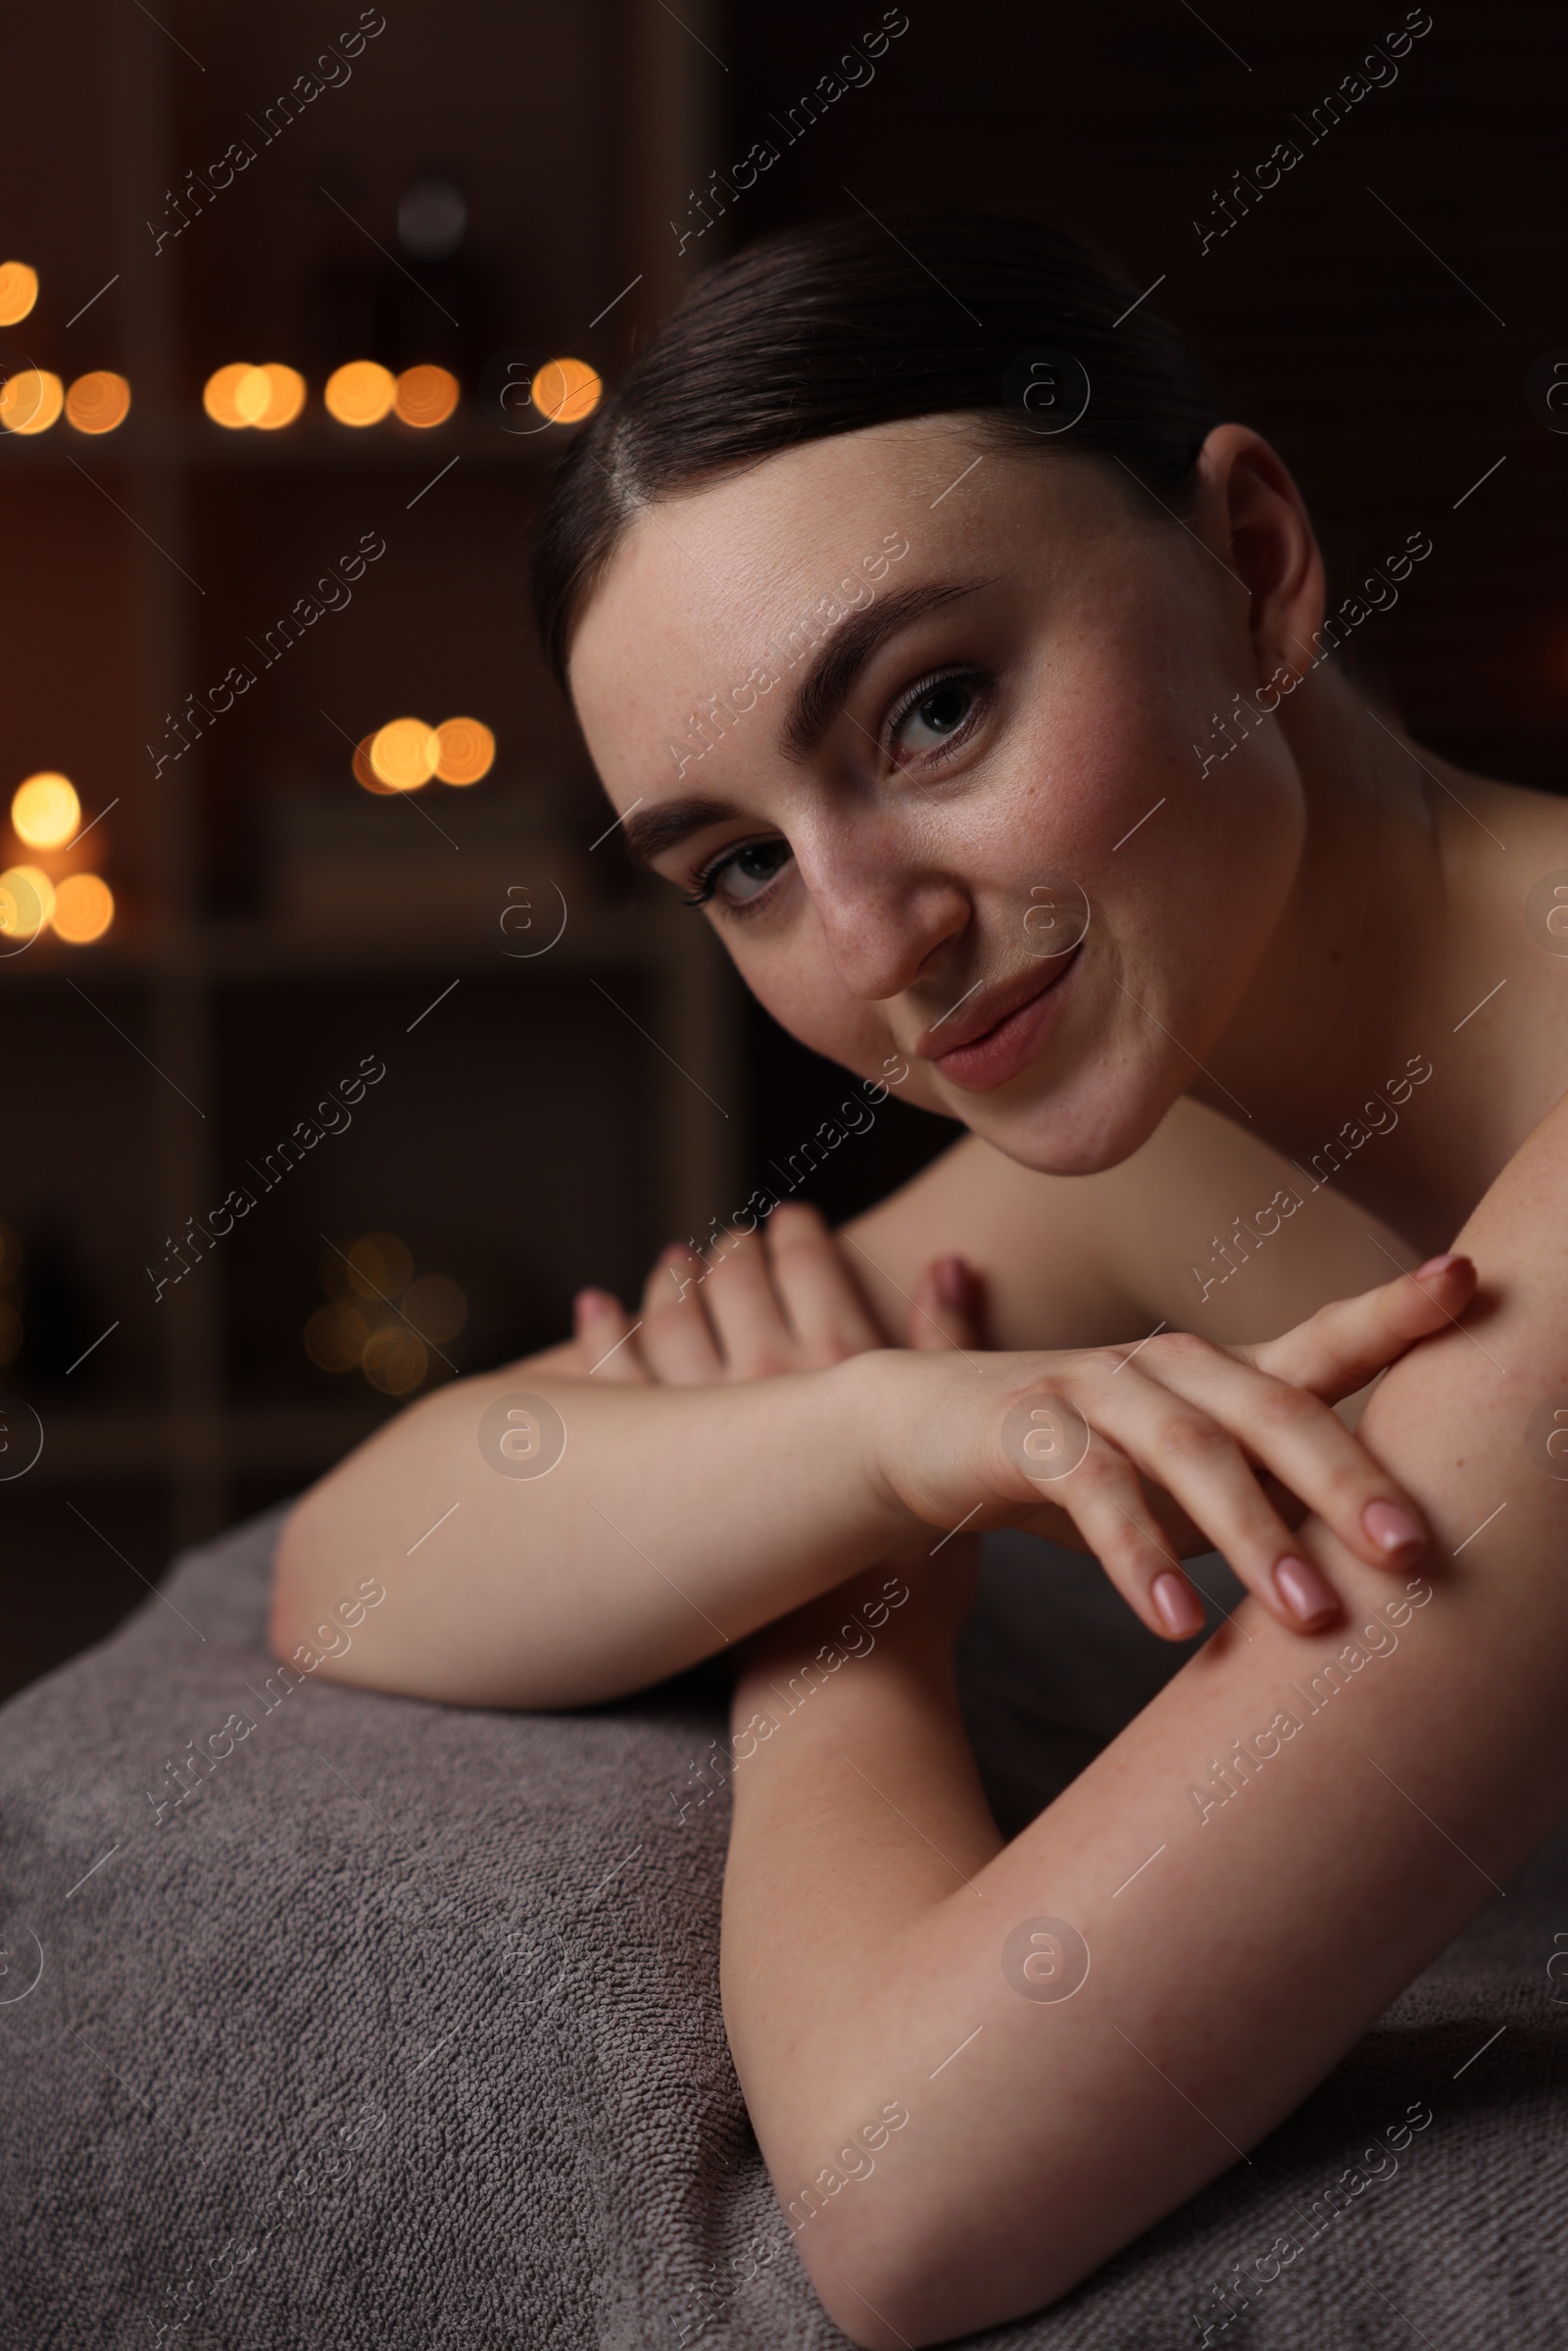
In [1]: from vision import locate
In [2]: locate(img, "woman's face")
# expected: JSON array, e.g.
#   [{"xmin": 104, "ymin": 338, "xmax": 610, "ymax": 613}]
[{"xmin": 569, "ymin": 415, "xmax": 1313, "ymax": 1175}]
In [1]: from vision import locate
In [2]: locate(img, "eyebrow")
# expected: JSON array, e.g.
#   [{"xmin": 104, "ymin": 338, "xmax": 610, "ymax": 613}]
[
  {"xmin": 616, "ymin": 577, "xmax": 987, "ymax": 872},
  {"xmin": 619, "ymin": 794, "xmax": 741, "ymax": 870},
  {"xmin": 780, "ymin": 579, "xmax": 984, "ymax": 761}
]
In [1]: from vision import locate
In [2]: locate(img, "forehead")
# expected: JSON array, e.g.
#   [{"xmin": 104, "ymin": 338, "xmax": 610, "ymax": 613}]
[
  {"xmin": 567, "ymin": 416, "xmax": 1137, "ymax": 799},
  {"xmin": 570, "ymin": 422, "xmax": 1027, "ymax": 731}
]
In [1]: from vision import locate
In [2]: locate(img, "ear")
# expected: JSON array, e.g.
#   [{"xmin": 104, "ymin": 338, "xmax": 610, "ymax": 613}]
[{"xmin": 1193, "ymin": 423, "xmax": 1327, "ymax": 694}]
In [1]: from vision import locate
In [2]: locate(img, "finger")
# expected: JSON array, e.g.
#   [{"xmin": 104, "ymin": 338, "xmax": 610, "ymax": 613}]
[
  {"xmin": 1085, "ymin": 1357, "xmax": 1348, "ymax": 1632},
  {"xmin": 763, "ymin": 1202, "xmax": 885, "ymax": 1363},
  {"xmin": 638, "ymin": 1247, "xmax": 725, "ymax": 1384},
  {"xmin": 700, "ymin": 1225, "xmax": 803, "ymax": 1375},
  {"xmin": 907, "ymin": 1254, "xmax": 984, "ymax": 1353},
  {"xmin": 1036, "ymin": 1435, "xmax": 1209, "ymax": 1642},
  {"xmin": 1243, "ymin": 1252, "xmax": 1476, "ymax": 1401},
  {"xmin": 1143, "ymin": 1329, "xmax": 1429, "ymax": 1575},
  {"xmin": 571, "ymin": 1289, "xmax": 650, "ymax": 1384}
]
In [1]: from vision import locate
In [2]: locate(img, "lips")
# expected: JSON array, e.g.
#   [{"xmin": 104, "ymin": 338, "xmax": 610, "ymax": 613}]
[{"xmin": 917, "ymin": 945, "xmax": 1083, "ymax": 1093}]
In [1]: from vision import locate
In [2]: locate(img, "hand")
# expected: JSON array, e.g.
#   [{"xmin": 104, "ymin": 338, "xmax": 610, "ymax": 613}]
[
  {"xmin": 567, "ymin": 1200, "xmax": 984, "ymax": 1383},
  {"xmin": 866, "ymin": 1253, "xmax": 1478, "ymax": 1641}
]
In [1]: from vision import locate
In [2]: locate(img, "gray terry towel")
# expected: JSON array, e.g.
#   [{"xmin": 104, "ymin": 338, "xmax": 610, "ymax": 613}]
[{"xmin": 0, "ymin": 1508, "xmax": 1563, "ymax": 2347}]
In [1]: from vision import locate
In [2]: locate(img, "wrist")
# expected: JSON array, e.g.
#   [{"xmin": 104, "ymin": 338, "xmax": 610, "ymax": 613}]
[{"xmin": 830, "ymin": 1346, "xmax": 921, "ymax": 1535}]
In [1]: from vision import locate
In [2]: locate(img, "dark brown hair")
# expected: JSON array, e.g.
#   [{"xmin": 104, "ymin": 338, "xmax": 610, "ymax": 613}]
[{"xmin": 531, "ymin": 209, "xmax": 1227, "ymax": 687}]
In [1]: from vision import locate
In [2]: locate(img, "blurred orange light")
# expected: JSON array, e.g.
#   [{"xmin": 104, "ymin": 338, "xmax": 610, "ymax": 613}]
[
  {"xmin": 0, "ymin": 262, "xmax": 38, "ymax": 326},
  {"xmin": 362, "ymin": 1323, "xmax": 428, "ymax": 1395},
  {"xmin": 203, "ymin": 364, "xmax": 255, "ymax": 428},
  {"xmin": 0, "ymin": 865, "xmax": 55, "ymax": 940},
  {"xmin": 325, "ymin": 360, "xmax": 396, "ymax": 427},
  {"xmin": 248, "ymin": 363, "xmax": 307, "ymax": 429},
  {"xmin": 433, "ymin": 716, "xmax": 495, "ymax": 786},
  {"xmin": 51, "ymin": 871, "xmax": 114, "ymax": 945},
  {"xmin": 532, "ymin": 357, "xmax": 602, "ymax": 426},
  {"xmin": 0, "ymin": 368, "xmax": 64, "ymax": 435},
  {"xmin": 403, "ymin": 1273, "xmax": 467, "ymax": 1344},
  {"xmin": 346, "ymin": 1232, "xmax": 415, "ymax": 1300},
  {"xmin": 12, "ymin": 772, "xmax": 80, "ymax": 849},
  {"xmin": 353, "ymin": 733, "xmax": 398, "ymax": 794},
  {"xmin": 394, "ymin": 365, "xmax": 460, "ymax": 428},
  {"xmin": 65, "ymin": 371, "xmax": 131, "ymax": 434},
  {"xmin": 305, "ymin": 1300, "xmax": 369, "ymax": 1373},
  {"xmin": 369, "ymin": 717, "xmax": 440, "ymax": 791}
]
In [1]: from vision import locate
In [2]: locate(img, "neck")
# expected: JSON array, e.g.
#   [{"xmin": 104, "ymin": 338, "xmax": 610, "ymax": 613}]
[{"xmin": 1196, "ymin": 665, "xmax": 1558, "ymax": 1253}]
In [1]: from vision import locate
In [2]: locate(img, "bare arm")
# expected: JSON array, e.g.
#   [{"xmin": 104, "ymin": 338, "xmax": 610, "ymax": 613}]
[
  {"xmin": 270, "ymin": 1180, "xmax": 1466, "ymax": 1709},
  {"xmin": 719, "ymin": 1094, "xmax": 1568, "ymax": 2345}
]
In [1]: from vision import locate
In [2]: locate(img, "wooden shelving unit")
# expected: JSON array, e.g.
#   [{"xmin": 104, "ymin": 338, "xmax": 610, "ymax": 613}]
[{"xmin": 2, "ymin": 0, "xmax": 738, "ymax": 1551}]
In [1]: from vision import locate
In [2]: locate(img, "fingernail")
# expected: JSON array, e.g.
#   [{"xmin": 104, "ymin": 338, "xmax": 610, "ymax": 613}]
[
  {"xmin": 1272, "ymin": 1554, "xmax": 1338, "ymax": 1626},
  {"xmin": 576, "ymin": 1288, "xmax": 613, "ymax": 1318},
  {"xmin": 934, "ymin": 1255, "xmax": 970, "ymax": 1311},
  {"xmin": 1413, "ymin": 1251, "xmax": 1462, "ymax": 1279},
  {"xmin": 1152, "ymin": 1571, "xmax": 1205, "ymax": 1639},
  {"xmin": 1362, "ymin": 1498, "xmax": 1424, "ymax": 1556}
]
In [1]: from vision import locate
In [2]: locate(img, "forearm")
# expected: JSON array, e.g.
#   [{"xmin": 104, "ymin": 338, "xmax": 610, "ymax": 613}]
[
  {"xmin": 271, "ymin": 1348, "xmax": 915, "ymax": 1709},
  {"xmin": 719, "ymin": 1234, "xmax": 1568, "ymax": 2347}
]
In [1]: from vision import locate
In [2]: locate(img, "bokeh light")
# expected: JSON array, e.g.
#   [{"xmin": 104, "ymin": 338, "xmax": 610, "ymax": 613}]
[
  {"xmin": 353, "ymin": 733, "xmax": 398, "ymax": 794},
  {"xmin": 0, "ymin": 262, "xmax": 39, "ymax": 326},
  {"xmin": 394, "ymin": 365, "xmax": 460, "ymax": 428},
  {"xmin": 0, "ymin": 368, "xmax": 64, "ymax": 435},
  {"xmin": 65, "ymin": 371, "xmax": 131, "ymax": 434},
  {"xmin": 362, "ymin": 1325, "xmax": 429, "ymax": 1395},
  {"xmin": 244, "ymin": 363, "xmax": 307, "ymax": 429},
  {"xmin": 344, "ymin": 1231, "xmax": 415, "ymax": 1301},
  {"xmin": 205, "ymin": 362, "xmax": 306, "ymax": 429},
  {"xmin": 403, "ymin": 1273, "xmax": 467, "ymax": 1343},
  {"xmin": 51, "ymin": 871, "xmax": 114, "ymax": 944},
  {"xmin": 203, "ymin": 364, "xmax": 253, "ymax": 429},
  {"xmin": 12, "ymin": 772, "xmax": 79, "ymax": 850},
  {"xmin": 532, "ymin": 357, "xmax": 602, "ymax": 425},
  {"xmin": 310, "ymin": 1236, "xmax": 457, "ymax": 1396},
  {"xmin": 305, "ymin": 1301, "xmax": 369, "ymax": 1373},
  {"xmin": 324, "ymin": 360, "xmax": 396, "ymax": 427},
  {"xmin": 369, "ymin": 717, "xmax": 440, "ymax": 791},
  {"xmin": 0, "ymin": 865, "xmax": 55, "ymax": 940},
  {"xmin": 433, "ymin": 717, "xmax": 495, "ymax": 785}
]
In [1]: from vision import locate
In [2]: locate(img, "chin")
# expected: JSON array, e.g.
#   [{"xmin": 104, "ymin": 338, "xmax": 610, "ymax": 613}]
[{"xmin": 921, "ymin": 1053, "xmax": 1179, "ymax": 1178}]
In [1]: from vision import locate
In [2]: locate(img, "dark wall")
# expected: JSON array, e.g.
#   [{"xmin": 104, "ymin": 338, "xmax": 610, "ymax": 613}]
[
  {"xmin": 710, "ymin": 1, "xmax": 1564, "ymax": 789},
  {"xmin": 713, "ymin": 0, "xmax": 1568, "ymax": 1212}
]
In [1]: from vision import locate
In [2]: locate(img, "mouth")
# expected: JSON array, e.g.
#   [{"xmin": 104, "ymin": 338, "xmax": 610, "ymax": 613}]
[{"xmin": 916, "ymin": 944, "xmax": 1084, "ymax": 1094}]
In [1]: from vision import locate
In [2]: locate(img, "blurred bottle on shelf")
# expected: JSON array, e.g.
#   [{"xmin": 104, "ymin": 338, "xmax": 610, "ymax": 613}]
[{"xmin": 305, "ymin": 170, "xmax": 496, "ymax": 385}]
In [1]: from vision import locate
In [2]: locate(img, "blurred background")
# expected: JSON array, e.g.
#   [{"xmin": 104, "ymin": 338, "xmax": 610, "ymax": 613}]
[{"xmin": 1, "ymin": 0, "xmax": 1562, "ymax": 1696}]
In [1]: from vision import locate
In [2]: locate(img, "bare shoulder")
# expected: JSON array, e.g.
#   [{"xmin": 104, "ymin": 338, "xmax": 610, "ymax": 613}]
[{"xmin": 839, "ymin": 1094, "xmax": 1419, "ymax": 1350}]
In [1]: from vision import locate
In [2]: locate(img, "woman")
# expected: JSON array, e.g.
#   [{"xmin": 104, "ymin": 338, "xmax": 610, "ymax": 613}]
[{"xmin": 273, "ymin": 214, "xmax": 1568, "ymax": 2345}]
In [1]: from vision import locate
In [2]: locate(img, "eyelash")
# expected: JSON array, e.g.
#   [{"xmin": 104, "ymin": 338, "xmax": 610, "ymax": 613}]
[
  {"xmin": 679, "ymin": 662, "xmax": 993, "ymax": 921},
  {"xmin": 678, "ymin": 854, "xmax": 769, "ymax": 915},
  {"xmin": 882, "ymin": 662, "xmax": 990, "ymax": 766}
]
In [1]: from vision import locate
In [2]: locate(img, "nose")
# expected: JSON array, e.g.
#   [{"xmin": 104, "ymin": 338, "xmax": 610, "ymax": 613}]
[{"xmin": 800, "ymin": 834, "xmax": 970, "ymax": 1002}]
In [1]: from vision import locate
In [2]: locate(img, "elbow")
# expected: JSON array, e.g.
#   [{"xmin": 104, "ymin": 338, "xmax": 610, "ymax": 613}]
[
  {"xmin": 786, "ymin": 2169, "xmax": 1081, "ymax": 2347},
  {"xmin": 269, "ymin": 1493, "xmax": 313, "ymax": 1663},
  {"xmin": 797, "ymin": 2214, "xmax": 1006, "ymax": 2349},
  {"xmin": 269, "ymin": 1489, "xmax": 355, "ymax": 1684}
]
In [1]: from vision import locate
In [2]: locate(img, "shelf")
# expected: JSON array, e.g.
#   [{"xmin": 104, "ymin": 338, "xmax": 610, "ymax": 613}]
[
  {"xmin": 0, "ymin": 414, "xmax": 564, "ymax": 474},
  {"xmin": 0, "ymin": 902, "xmax": 693, "ymax": 984}
]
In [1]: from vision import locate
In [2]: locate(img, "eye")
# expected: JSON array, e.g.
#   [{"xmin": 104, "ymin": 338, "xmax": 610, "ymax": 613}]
[
  {"xmin": 680, "ymin": 835, "xmax": 793, "ymax": 915},
  {"xmin": 886, "ymin": 668, "xmax": 985, "ymax": 764}
]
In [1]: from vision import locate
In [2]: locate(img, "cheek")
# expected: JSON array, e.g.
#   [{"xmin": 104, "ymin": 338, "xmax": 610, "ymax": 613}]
[{"xmin": 725, "ymin": 913, "xmax": 901, "ymax": 1083}]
